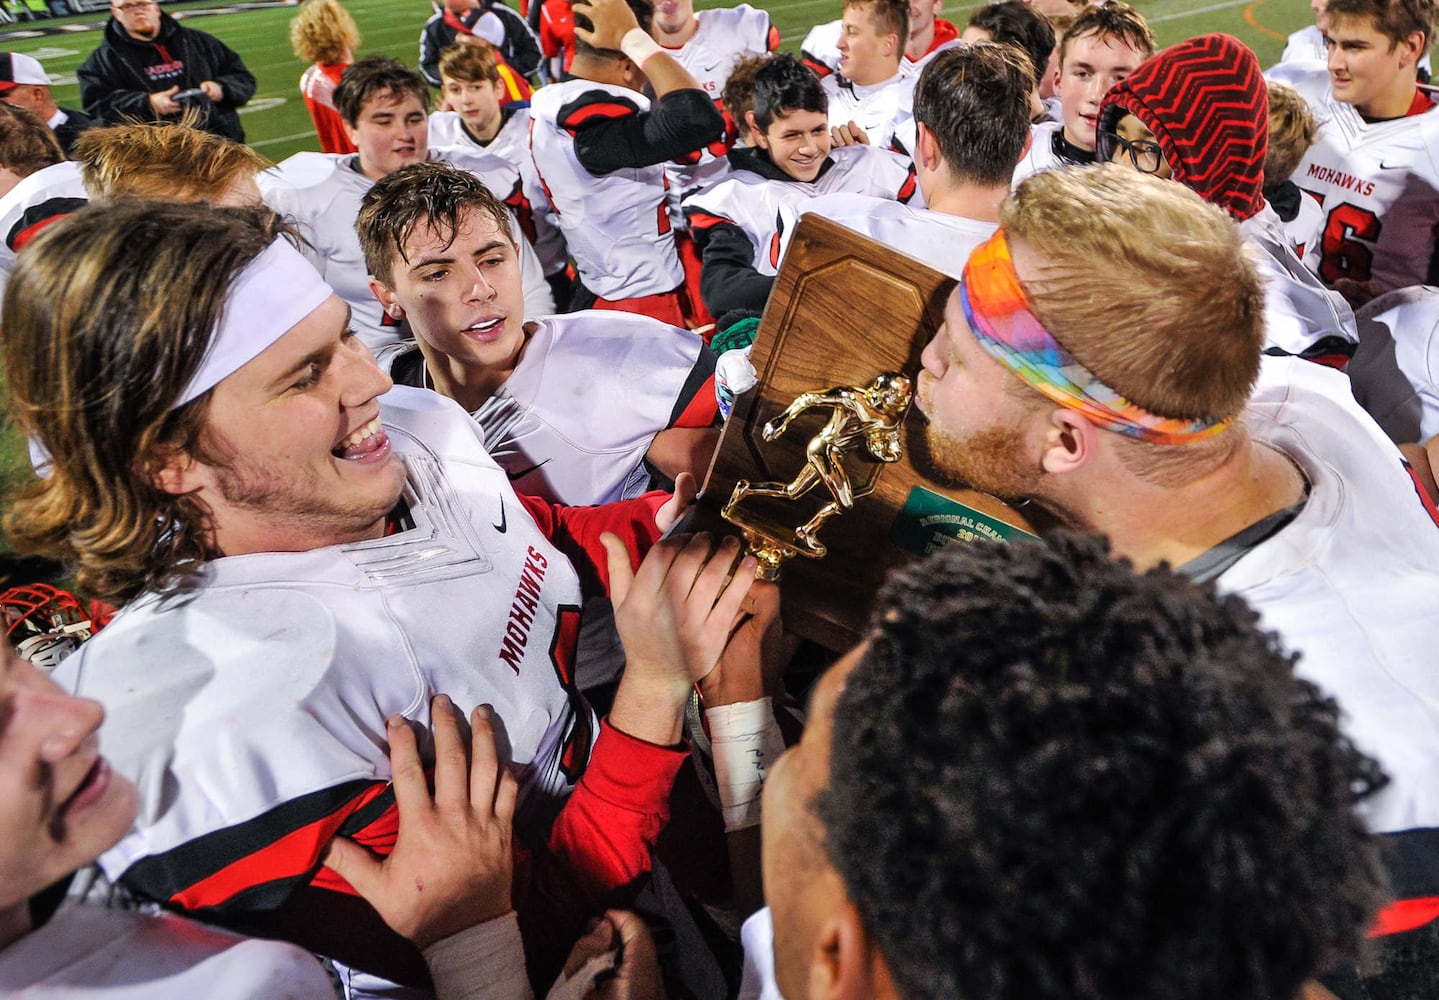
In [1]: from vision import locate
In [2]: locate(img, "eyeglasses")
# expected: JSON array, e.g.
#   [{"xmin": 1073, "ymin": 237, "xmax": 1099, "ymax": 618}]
[
  {"xmin": 111, "ymin": 1, "xmax": 158, "ymax": 12},
  {"xmin": 1096, "ymin": 129, "xmax": 1166, "ymax": 174}
]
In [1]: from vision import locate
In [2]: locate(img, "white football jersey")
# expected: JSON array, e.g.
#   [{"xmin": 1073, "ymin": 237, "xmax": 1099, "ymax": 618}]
[
  {"xmin": 821, "ymin": 71, "xmax": 915, "ymax": 149},
  {"xmin": 57, "ymin": 387, "xmax": 590, "ymax": 892},
  {"xmin": 1219, "ymin": 355, "xmax": 1439, "ymax": 836},
  {"xmin": 661, "ymin": 4, "xmax": 780, "ymax": 214},
  {"xmin": 800, "ymin": 19, "xmax": 842, "ymax": 76},
  {"xmin": 1349, "ymin": 285, "xmax": 1439, "ymax": 442},
  {"xmin": 1274, "ymin": 183, "xmax": 1325, "ymax": 260},
  {"xmin": 377, "ymin": 311, "xmax": 718, "ymax": 505},
  {"xmin": 0, "ymin": 904, "xmax": 334, "ymax": 999},
  {"xmin": 779, "ymin": 193, "xmax": 998, "ymax": 280},
  {"xmin": 1010, "ymin": 121, "xmax": 1078, "ymax": 187},
  {"xmin": 260, "ymin": 151, "xmax": 553, "ymax": 350},
  {"xmin": 1240, "ymin": 206, "xmax": 1360, "ymax": 360},
  {"xmin": 1266, "ymin": 62, "xmax": 1439, "ymax": 293},
  {"xmin": 0, "ymin": 159, "xmax": 88, "ymax": 301},
  {"xmin": 684, "ymin": 145, "xmax": 919, "ymax": 275},
  {"xmin": 529, "ymin": 79, "xmax": 684, "ymax": 299},
  {"xmin": 429, "ymin": 106, "xmax": 569, "ymax": 276}
]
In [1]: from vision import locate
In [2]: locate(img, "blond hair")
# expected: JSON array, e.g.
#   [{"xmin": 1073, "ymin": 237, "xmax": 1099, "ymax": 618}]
[
  {"xmin": 74, "ymin": 122, "xmax": 270, "ymax": 202},
  {"xmin": 290, "ymin": 0, "xmax": 361, "ymax": 65},
  {"xmin": 1264, "ymin": 81, "xmax": 1318, "ymax": 184},
  {"xmin": 1002, "ymin": 165, "xmax": 1264, "ymax": 483}
]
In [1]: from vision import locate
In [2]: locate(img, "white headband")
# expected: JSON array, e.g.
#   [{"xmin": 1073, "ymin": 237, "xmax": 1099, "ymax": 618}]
[{"xmin": 174, "ymin": 237, "xmax": 336, "ymax": 408}]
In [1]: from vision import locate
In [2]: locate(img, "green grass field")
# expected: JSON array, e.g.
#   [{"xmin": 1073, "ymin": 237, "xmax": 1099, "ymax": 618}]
[
  {"xmin": 0, "ymin": 0, "xmax": 1312, "ymax": 159},
  {"xmin": 0, "ymin": 0, "xmax": 1316, "ymax": 536}
]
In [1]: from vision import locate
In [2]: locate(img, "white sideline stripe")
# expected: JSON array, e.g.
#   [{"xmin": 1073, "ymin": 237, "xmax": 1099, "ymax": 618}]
[
  {"xmin": 1149, "ymin": 0, "xmax": 1255, "ymax": 22},
  {"xmin": 251, "ymin": 129, "xmax": 315, "ymax": 148}
]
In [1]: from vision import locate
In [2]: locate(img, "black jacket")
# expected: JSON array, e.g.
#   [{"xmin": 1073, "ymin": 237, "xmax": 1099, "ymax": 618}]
[{"xmin": 77, "ymin": 12, "xmax": 256, "ymax": 142}]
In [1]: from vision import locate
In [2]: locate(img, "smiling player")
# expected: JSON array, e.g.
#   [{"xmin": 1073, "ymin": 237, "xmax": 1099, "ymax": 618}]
[
  {"xmin": 360, "ymin": 161, "xmax": 720, "ymax": 506},
  {"xmin": 3, "ymin": 199, "xmax": 726, "ymax": 990},
  {"xmin": 682, "ymin": 53, "xmax": 917, "ymax": 317}
]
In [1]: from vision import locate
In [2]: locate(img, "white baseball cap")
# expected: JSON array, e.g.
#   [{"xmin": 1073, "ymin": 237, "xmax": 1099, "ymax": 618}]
[{"xmin": 0, "ymin": 52, "xmax": 52, "ymax": 92}]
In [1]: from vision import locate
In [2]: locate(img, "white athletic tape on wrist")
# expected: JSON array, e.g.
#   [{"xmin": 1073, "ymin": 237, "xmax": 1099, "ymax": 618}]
[
  {"xmin": 174, "ymin": 237, "xmax": 335, "ymax": 409},
  {"xmin": 708, "ymin": 697, "xmax": 785, "ymax": 832},
  {"xmin": 619, "ymin": 26, "xmax": 664, "ymax": 70}
]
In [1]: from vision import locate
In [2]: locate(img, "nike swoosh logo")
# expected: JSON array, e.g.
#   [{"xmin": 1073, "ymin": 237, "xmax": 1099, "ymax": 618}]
[
  {"xmin": 1379, "ymin": 161, "xmax": 1406, "ymax": 169},
  {"xmin": 493, "ymin": 499, "xmax": 507, "ymax": 533},
  {"xmin": 505, "ymin": 459, "xmax": 551, "ymax": 481}
]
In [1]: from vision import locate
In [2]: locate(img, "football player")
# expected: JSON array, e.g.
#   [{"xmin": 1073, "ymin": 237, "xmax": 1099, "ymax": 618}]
[
  {"xmin": 261, "ymin": 56, "xmax": 554, "ymax": 350},
  {"xmin": 777, "ymin": 42, "xmax": 1031, "ymax": 280},
  {"xmin": 359, "ymin": 161, "xmax": 720, "ymax": 506},
  {"xmin": 682, "ymin": 54, "xmax": 917, "ymax": 317},
  {"xmin": 912, "ymin": 165, "xmax": 1439, "ymax": 964},
  {"xmin": 1267, "ymin": 0, "xmax": 1439, "ymax": 304},
  {"xmin": 528, "ymin": 0, "xmax": 724, "ymax": 326},
  {"xmin": 1011, "ymin": 1, "xmax": 1153, "ymax": 183},
  {"xmin": 3, "ymin": 198, "xmax": 740, "ymax": 992},
  {"xmin": 823, "ymin": 0, "xmax": 915, "ymax": 148},
  {"xmin": 429, "ymin": 43, "xmax": 571, "ymax": 308}
]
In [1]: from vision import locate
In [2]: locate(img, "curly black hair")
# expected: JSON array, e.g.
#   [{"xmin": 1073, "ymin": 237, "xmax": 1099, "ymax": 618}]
[{"xmin": 818, "ymin": 533, "xmax": 1389, "ymax": 1000}]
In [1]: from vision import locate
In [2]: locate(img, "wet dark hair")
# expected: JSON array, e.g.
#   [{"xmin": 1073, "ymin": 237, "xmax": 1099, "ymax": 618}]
[{"xmin": 357, "ymin": 160, "xmax": 511, "ymax": 285}]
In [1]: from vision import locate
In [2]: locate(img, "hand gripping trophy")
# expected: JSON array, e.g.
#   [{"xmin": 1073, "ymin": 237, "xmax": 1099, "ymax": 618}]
[{"xmin": 723, "ymin": 371, "xmax": 912, "ymax": 576}]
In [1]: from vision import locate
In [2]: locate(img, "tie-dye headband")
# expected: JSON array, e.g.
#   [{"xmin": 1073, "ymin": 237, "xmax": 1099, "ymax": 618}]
[{"xmin": 960, "ymin": 230, "xmax": 1231, "ymax": 446}]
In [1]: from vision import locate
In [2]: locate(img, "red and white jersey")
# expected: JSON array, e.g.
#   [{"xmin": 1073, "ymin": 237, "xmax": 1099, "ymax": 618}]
[
  {"xmin": 665, "ymin": 4, "xmax": 778, "ymax": 103},
  {"xmin": 661, "ymin": 4, "xmax": 780, "ymax": 213},
  {"xmin": 1266, "ymin": 62, "xmax": 1439, "ymax": 293},
  {"xmin": 0, "ymin": 159, "xmax": 88, "ymax": 300},
  {"xmin": 779, "ymin": 193, "xmax": 997, "ymax": 280},
  {"xmin": 1349, "ymin": 285, "xmax": 1439, "ymax": 442},
  {"xmin": 1220, "ymin": 355, "xmax": 1439, "ymax": 838},
  {"xmin": 57, "ymin": 387, "xmax": 589, "ymax": 898},
  {"xmin": 822, "ymin": 71, "xmax": 914, "ymax": 149},
  {"xmin": 529, "ymin": 79, "xmax": 683, "ymax": 299},
  {"xmin": 801, "ymin": 19, "xmax": 842, "ymax": 77},
  {"xmin": 1275, "ymin": 182, "xmax": 1325, "ymax": 260},
  {"xmin": 378, "ymin": 311, "xmax": 718, "ymax": 504},
  {"xmin": 0, "ymin": 904, "xmax": 334, "ymax": 999},
  {"xmin": 1240, "ymin": 206, "xmax": 1359, "ymax": 362},
  {"xmin": 684, "ymin": 145, "xmax": 918, "ymax": 275},
  {"xmin": 299, "ymin": 62, "xmax": 354, "ymax": 155},
  {"xmin": 260, "ymin": 151, "xmax": 553, "ymax": 350},
  {"xmin": 429, "ymin": 106, "xmax": 569, "ymax": 276}
]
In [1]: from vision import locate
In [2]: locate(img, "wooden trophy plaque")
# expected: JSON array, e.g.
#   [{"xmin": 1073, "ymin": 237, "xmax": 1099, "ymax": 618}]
[{"xmin": 690, "ymin": 214, "xmax": 1035, "ymax": 651}]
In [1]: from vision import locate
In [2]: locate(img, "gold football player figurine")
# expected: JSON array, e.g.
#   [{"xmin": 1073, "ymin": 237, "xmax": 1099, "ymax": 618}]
[{"xmin": 724, "ymin": 372, "xmax": 912, "ymax": 575}]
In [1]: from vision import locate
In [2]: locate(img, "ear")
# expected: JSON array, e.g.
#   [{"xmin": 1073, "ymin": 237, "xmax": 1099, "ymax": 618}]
[
  {"xmin": 618, "ymin": 56, "xmax": 643, "ymax": 88},
  {"xmin": 369, "ymin": 277, "xmax": 406, "ymax": 321},
  {"xmin": 914, "ymin": 120, "xmax": 939, "ymax": 171},
  {"xmin": 746, "ymin": 109, "xmax": 769, "ymax": 149},
  {"xmin": 1398, "ymin": 29, "xmax": 1426, "ymax": 68},
  {"xmin": 1019, "ymin": 126, "xmax": 1034, "ymax": 160},
  {"xmin": 1040, "ymin": 407, "xmax": 1099, "ymax": 476},
  {"xmin": 148, "ymin": 445, "xmax": 203, "ymax": 497},
  {"xmin": 491, "ymin": 77, "xmax": 508, "ymax": 101},
  {"xmin": 808, "ymin": 899, "xmax": 886, "ymax": 1000}
]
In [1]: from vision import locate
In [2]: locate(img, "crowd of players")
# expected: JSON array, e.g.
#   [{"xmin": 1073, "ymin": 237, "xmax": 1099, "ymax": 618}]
[{"xmin": 0, "ymin": 0, "xmax": 1437, "ymax": 996}]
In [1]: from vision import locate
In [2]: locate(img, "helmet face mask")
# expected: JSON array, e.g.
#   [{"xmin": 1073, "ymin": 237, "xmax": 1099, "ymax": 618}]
[{"xmin": 1, "ymin": 583, "xmax": 97, "ymax": 671}]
